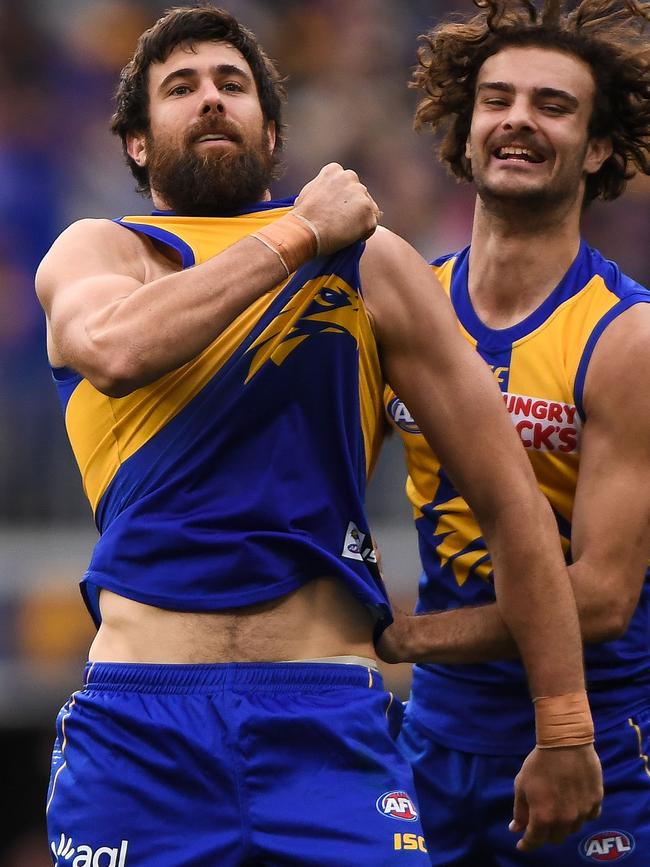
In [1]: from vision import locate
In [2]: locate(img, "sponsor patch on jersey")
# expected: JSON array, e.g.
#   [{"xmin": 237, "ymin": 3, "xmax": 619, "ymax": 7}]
[
  {"xmin": 376, "ymin": 791, "xmax": 418, "ymax": 822},
  {"xmin": 386, "ymin": 397, "xmax": 420, "ymax": 434},
  {"xmin": 51, "ymin": 832, "xmax": 129, "ymax": 865},
  {"xmin": 579, "ymin": 829, "xmax": 635, "ymax": 862},
  {"xmin": 503, "ymin": 391, "xmax": 581, "ymax": 453},
  {"xmin": 341, "ymin": 521, "xmax": 377, "ymax": 564}
]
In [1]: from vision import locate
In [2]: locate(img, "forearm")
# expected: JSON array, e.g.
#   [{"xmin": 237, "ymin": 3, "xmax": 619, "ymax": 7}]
[
  {"xmin": 392, "ymin": 603, "xmax": 518, "ymax": 664},
  {"xmin": 47, "ymin": 163, "xmax": 380, "ymax": 397},
  {"xmin": 488, "ymin": 496, "xmax": 586, "ymax": 698},
  {"xmin": 389, "ymin": 558, "xmax": 638, "ymax": 665}
]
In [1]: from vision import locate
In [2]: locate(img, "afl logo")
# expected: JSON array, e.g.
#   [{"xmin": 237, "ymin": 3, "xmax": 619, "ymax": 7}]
[
  {"xmin": 387, "ymin": 398, "xmax": 421, "ymax": 434},
  {"xmin": 580, "ymin": 830, "xmax": 635, "ymax": 861},
  {"xmin": 376, "ymin": 791, "xmax": 418, "ymax": 822}
]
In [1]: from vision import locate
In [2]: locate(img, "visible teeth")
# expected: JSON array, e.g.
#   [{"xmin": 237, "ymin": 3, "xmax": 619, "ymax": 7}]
[
  {"xmin": 197, "ymin": 134, "xmax": 228, "ymax": 142},
  {"xmin": 496, "ymin": 146, "xmax": 541, "ymax": 161}
]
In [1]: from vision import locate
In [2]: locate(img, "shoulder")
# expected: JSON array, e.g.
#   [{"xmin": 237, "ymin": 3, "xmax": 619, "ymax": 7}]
[
  {"xmin": 360, "ymin": 226, "xmax": 417, "ymax": 270},
  {"xmin": 37, "ymin": 218, "xmax": 134, "ymax": 273},
  {"xmin": 43, "ymin": 217, "xmax": 137, "ymax": 257},
  {"xmin": 584, "ymin": 243, "xmax": 648, "ymax": 298},
  {"xmin": 358, "ymin": 227, "xmax": 458, "ymax": 351},
  {"xmin": 584, "ymin": 300, "xmax": 650, "ymax": 417},
  {"xmin": 36, "ymin": 218, "xmax": 147, "ymax": 302},
  {"xmin": 359, "ymin": 228, "xmax": 427, "ymax": 327},
  {"xmin": 359, "ymin": 227, "xmax": 435, "ymax": 303},
  {"xmin": 591, "ymin": 298, "xmax": 650, "ymax": 360}
]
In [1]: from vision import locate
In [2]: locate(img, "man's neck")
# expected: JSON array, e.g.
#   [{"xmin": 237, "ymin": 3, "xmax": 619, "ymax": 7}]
[{"xmin": 467, "ymin": 195, "xmax": 582, "ymax": 330}]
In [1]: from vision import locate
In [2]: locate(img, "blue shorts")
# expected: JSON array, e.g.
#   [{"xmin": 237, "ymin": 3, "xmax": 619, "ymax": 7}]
[
  {"xmin": 399, "ymin": 703, "xmax": 650, "ymax": 866},
  {"xmin": 47, "ymin": 661, "xmax": 430, "ymax": 866}
]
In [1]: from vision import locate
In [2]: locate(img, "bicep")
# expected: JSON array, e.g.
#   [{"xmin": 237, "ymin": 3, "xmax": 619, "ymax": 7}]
[
  {"xmin": 571, "ymin": 307, "xmax": 650, "ymax": 599},
  {"xmin": 37, "ymin": 221, "xmax": 143, "ymax": 367},
  {"xmin": 363, "ymin": 231, "xmax": 541, "ymax": 520}
]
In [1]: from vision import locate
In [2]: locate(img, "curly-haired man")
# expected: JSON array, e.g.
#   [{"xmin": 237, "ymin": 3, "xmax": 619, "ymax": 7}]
[{"xmin": 379, "ymin": 0, "xmax": 650, "ymax": 863}]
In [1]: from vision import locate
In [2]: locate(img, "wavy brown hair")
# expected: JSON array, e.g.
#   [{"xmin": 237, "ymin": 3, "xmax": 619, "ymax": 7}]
[
  {"xmin": 413, "ymin": 0, "xmax": 650, "ymax": 203},
  {"xmin": 111, "ymin": 4, "xmax": 287, "ymax": 195}
]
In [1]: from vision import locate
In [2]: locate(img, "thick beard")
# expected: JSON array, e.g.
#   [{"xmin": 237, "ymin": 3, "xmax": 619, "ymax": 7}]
[{"xmin": 146, "ymin": 133, "xmax": 274, "ymax": 216}]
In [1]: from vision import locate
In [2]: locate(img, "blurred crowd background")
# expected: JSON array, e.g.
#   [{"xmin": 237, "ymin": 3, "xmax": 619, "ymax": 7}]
[{"xmin": 0, "ymin": 0, "xmax": 647, "ymax": 863}]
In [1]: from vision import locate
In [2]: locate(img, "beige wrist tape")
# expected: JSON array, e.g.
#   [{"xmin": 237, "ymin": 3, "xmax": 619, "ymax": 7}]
[
  {"xmin": 251, "ymin": 212, "xmax": 320, "ymax": 277},
  {"xmin": 534, "ymin": 690, "xmax": 595, "ymax": 748}
]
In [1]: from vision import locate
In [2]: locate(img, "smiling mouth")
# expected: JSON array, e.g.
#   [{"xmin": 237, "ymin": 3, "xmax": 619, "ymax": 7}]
[{"xmin": 494, "ymin": 146, "xmax": 544, "ymax": 164}]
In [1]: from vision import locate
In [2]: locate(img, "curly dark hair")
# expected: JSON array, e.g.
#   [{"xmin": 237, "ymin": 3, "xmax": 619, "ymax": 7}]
[
  {"xmin": 111, "ymin": 4, "xmax": 287, "ymax": 194},
  {"xmin": 413, "ymin": 0, "xmax": 650, "ymax": 203}
]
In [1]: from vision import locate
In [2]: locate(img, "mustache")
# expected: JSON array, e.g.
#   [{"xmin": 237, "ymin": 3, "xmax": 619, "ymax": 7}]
[{"xmin": 186, "ymin": 117, "xmax": 243, "ymax": 145}]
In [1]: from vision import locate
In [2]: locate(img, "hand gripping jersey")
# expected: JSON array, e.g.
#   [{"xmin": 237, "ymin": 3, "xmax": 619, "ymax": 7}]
[
  {"xmin": 385, "ymin": 242, "xmax": 650, "ymax": 753},
  {"xmin": 53, "ymin": 199, "xmax": 389, "ymax": 629}
]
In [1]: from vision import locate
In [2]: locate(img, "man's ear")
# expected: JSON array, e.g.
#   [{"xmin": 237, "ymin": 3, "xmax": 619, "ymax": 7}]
[
  {"xmin": 465, "ymin": 137, "xmax": 472, "ymax": 161},
  {"xmin": 584, "ymin": 136, "xmax": 613, "ymax": 175},
  {"xmin": 265, "ymin": 120, "xmax": 276, "ymax": 155},
  {"xmin": 126, "ymin": 131, "xmax": 148, "ymax": 167}
]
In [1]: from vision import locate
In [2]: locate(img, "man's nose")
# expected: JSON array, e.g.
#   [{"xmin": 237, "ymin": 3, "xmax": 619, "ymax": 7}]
[
  {"xmin": 502, "ymin": 99, "xmax": 536, "ymax": 133},
  {"xmin": 199, "ymin": 84, "xmax": 225, "ymax": 116}
]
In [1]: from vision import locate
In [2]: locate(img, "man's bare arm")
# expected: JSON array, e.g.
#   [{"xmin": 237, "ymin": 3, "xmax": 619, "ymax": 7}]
[
  {"xmin": 36, "ymin": 164, "xmax": 378, "ymax": 397},
  {"xmin": 361, "ymin": 228, "xmax": 602, "ymax": 851},
  {"xmin": 362, "ymin": 229, "xmax": 585, "ymax": 696}
]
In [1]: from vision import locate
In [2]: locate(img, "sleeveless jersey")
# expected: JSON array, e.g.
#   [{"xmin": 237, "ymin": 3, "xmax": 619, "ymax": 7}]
[
  {"xmin": 53, "ymin": 199, "xmax": 388, "ymax": 628},
  {"xmin": 385, "ymin": 241, "xmax": 650, "ymax": 753}
]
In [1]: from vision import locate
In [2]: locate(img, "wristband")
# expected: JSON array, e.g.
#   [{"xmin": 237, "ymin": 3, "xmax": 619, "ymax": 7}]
[
  {"xmin": 534, "ymin": 691, "xmax": 595, "ymax": 749},
  {"xmin": 251, "ymin": 212, "xmax": 319, "ymax": 276}
]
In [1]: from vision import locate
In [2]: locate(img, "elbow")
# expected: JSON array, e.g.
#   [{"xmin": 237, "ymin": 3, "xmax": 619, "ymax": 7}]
[
  {"xmin": 93, "ymin": 378, "xmax": 139, "ymax": 399},
  {"xmin": 581, "ymin": 600, "xmax": 635, "ymax": 643},
  {"xmin": 84, "ymin": 349, "xmax": 147, "ymax": 398}
]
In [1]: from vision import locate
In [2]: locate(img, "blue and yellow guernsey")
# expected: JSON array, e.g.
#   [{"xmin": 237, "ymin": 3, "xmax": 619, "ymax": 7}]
[
  {"xmin": 53, "ymin": 199, "xmax": 388, "ymax": 629},
  {"xmin": 385, "ymin": 241, "xmax": 650, "ymax": 754}
]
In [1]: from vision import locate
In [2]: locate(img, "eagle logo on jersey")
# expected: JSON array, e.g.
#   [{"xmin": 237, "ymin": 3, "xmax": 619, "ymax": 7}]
[
  {"xmin": 245, "ymin": 276, "xmax": 359, "ymax": 382},
  {"xmin": 423, "ymin": 468, "xmax": 493, "ymax": 587},
  {"xmin": 424, "ymin": 475, "xmax": 571, "ymax": 589}
]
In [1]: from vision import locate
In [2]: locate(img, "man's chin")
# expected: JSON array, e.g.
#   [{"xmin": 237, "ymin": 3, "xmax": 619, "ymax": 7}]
[{"xmin": 477, "ymin": 180, "xmax": 561, "ymax": 209}]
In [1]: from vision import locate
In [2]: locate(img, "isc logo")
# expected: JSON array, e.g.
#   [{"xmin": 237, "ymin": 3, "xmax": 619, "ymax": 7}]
[
  {"xmin": 580, "ymin": 830, "xmax": 635, "ymax": 861},
  {"xmin": 376, "ymin": 791, "xmax": 418, "ymax": 822},
  {"xmin": 394, "ymin": 833, "xmax": 428, "ymax": 852}
]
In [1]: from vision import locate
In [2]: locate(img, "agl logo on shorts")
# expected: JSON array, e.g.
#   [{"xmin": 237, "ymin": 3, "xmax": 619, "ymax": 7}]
[
  {"xmin": 51, "ymin": 833, "xmax": 129, "ymax": 866},
  {"xmin": 376, "ymin": 791, "xmax": 418, "ymax": 822},
  {"xmin": 580, "ymin": 829, "xmax": 635, "ymax": 862}
]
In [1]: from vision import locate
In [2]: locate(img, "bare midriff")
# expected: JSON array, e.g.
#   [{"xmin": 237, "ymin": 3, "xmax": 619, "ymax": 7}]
[{"xmin": 88, "ymin": 577, "xmax": 378, "ymax": 664}]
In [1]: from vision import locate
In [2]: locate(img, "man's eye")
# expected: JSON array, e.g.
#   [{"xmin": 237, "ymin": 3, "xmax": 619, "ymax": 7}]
[
  {"xmin": 222, "ymin": 81, "xmax": 244, "ymax": 92},
  {"xmin": 170, "ymin": 85, "xmax": 191, "ymax": 96}
]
